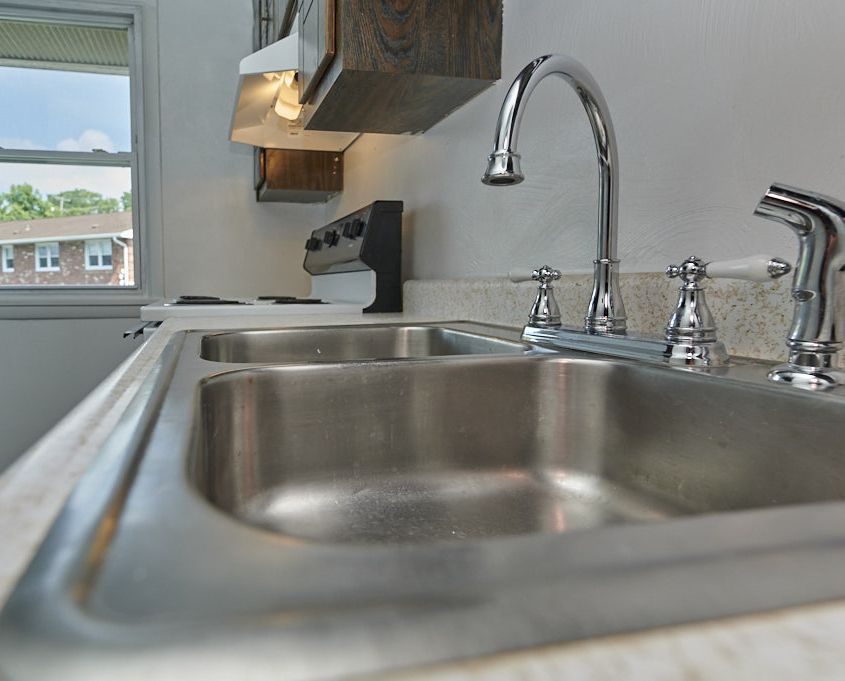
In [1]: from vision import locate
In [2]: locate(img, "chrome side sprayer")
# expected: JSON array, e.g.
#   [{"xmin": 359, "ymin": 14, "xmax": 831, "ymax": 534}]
[{"xmin": 754, "ymin": 183, "xmax": 845, "ymax": 390}]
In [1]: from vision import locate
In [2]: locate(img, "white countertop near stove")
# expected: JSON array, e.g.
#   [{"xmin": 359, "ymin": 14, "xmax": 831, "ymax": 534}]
[
  {"xmin": 139, "ymin": 300, "xmax": 366, "ymax": 320},
  {"xmin": 2, "ymin": 310, "xmax": 845, "ymax": 680}
]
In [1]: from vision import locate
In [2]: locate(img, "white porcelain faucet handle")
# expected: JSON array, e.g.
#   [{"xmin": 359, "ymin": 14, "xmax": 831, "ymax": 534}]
[{"xmin": 705, "ymin": 255, "xmax": 791, "ymax": 282}]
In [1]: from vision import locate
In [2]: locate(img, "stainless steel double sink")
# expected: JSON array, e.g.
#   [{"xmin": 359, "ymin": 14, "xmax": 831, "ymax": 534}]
[{"xmin": 4, "ymin": 321, "xmax": 845, "ymax": 680}]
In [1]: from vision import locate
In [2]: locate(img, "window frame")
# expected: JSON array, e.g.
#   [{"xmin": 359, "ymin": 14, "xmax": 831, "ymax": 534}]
[
  {"xmin": 0, "ymin": 0, "xmax": 162, "ymax": 319},
  {"xmin": 2, "ymin": 244, "xmax": 13, "ymax": 272},
  {"xmin": 84, "ymin": 238, "xmax": 113, "ymax": 270},
  {"xmin": 34, "ymin": 242, "xmax": 60, "ymax": 271}
]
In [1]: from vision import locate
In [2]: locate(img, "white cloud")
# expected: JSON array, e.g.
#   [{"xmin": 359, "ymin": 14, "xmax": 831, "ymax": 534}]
[
  {"xmin": 56, "ymin": 129, "xmax": 117, "ymax": 153},
  {"xmin": 0, "ymin": 137, "xmax": 40, "ymax": 150}
]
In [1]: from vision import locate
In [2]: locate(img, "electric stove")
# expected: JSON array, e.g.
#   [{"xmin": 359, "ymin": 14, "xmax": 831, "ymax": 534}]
[{"xmin": 140, "ymin": 201, "xmax": 402, "ymax": 322}]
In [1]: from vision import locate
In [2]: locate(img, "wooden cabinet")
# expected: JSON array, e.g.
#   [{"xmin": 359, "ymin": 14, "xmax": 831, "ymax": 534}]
[
  {"xmin": 254, "ymin": 0, "xmax": 501, "ymax": 202},
  {"xmin": 300, "ymin": 0, "xmax": 503, "ymax": 134},
  {"xmin": 256, "ymin": 148, "xmax": 343, "ymax": 203}
]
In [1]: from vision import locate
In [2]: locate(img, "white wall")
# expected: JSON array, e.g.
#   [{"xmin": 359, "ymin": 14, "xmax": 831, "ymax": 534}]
[
  {"xmin": 0, "ymin": 318, "xmax": 144, "ymax": 472},
  {"xmin": 328, "ymin": 0, "xmax": 845, "ymax": 280},
  {"xmin": 156, "ymin": 0, "xmax": 320, "ymax": 298}
]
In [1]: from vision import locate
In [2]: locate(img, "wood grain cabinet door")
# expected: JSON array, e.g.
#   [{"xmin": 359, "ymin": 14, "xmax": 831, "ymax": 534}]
[{"xmin": 301, "ymin": 0, "xmax": 503, "ymax": 134}]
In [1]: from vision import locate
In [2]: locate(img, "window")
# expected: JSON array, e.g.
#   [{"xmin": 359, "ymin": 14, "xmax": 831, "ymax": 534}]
[
  {"xmin": 85, "ymin": 239, "xmax": 113, "ymax": 270},
  {"xmin": 2, "ymin": 245, "xmax": 12, "ymax": 272},
  {"xmin": 0, "ymin": 1, "xmax": 160, "ymax": 316},
  {"xmin": 35, "ymin": 242, "xmax": 60, "ymax": 271}
]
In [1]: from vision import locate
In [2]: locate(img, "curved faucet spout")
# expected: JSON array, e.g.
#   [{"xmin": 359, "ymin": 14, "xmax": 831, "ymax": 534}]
[{"xmin": 482, "ymin": 54, "xmax": 626, "ymax": 333}]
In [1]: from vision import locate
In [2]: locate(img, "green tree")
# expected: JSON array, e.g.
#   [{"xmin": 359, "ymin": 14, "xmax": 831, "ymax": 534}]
[
  {"xmin": 47, "ymin": 189, "xmax": 119, "ymax": 216},
  {"xmin": 0, "ymin": 184, "xmax": 126, "ymax": 221},
  {"xmin": 0, "ymin": 183, "xmax": 51, "ymax": 222}
]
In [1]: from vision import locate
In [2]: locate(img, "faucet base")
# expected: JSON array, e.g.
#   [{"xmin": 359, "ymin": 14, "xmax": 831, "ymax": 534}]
[
  {"xmin": 767, "ymin": 346, "xmax": 845, "ymax": 390},
  {"xmin": 666, "ymin": 340, "xmax": 730, "ymax": 367},
  {"xmin": 585, "ymin": 258, "xmax": 627, "ymax": 334},
  {"xmin": 767, "ymin": 341, "xmax": 845, "ymax": 391},
  {"xmin": 767, "ymin": 364, "xmax": 845, "ymax": 391},
  {"xmin": 522, "ymin": 325, "xmax": 729, "ymax": 367}
]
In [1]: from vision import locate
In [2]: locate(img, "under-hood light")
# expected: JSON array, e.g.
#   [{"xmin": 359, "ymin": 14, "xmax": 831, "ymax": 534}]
[
  {"xmin": 272, "ymin": 70, "xmax": 302, "ymax": 121},
  {"xmin": 229, "ymin": 33, "xmax": 357, "ymax": 151}
]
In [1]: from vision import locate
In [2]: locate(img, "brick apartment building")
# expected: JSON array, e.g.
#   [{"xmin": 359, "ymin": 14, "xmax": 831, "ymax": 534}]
[{"xmin": 0, "ymin": 211, "xmax": 134, "ymax": 286}]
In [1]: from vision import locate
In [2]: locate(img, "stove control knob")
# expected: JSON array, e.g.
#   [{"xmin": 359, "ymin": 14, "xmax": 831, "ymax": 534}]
[
  {"xmin": 341, "ymin": 221, "xmax": 352, "ymax": 238},
  {"xmin": 305, "ymin": 237, "xmax": 322, "ymax": 251},
  {"xmin": 323, "ymin": 231, "xmax": 333, "ymax": 244},
  {"xmin": 351, "ymin": 218, "xmax": 365, "ymax": 238}
]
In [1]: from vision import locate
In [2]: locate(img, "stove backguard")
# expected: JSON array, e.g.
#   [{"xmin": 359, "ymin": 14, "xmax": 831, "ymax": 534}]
[{"xmin": 303, "ymin": 200, "xmax": 403, "ymax": 313}]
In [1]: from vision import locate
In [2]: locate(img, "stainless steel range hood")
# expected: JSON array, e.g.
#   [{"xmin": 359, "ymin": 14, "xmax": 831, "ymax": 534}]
[{"xmin": 229, "ymin": 32, "xmax": 357, "ymax": 151}]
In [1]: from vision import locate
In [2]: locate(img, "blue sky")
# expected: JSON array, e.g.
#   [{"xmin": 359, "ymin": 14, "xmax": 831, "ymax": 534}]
[{"xmin": 0, "ymin": 66, "xmax": 131, "ymax": 199}]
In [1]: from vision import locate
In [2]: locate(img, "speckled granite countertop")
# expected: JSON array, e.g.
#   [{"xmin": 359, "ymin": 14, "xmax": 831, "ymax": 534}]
[
  {"xmin": 2, "ymin": 282, "xmax": 845, "ymax": 680},
  {"xmin": 404, "ymin": 272, "xmax": 808, "ymax": 364}
]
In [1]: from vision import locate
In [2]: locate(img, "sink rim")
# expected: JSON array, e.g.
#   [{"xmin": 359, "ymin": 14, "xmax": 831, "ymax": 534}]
[{"xmin": 197, "ymin": 321, "xmax": 532, "ymax": 364}]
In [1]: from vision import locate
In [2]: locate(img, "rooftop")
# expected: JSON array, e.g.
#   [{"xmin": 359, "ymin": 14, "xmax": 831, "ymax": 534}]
[{"xmin": 0, "ymin": 211, "xmax": 133, "ymax": 244}]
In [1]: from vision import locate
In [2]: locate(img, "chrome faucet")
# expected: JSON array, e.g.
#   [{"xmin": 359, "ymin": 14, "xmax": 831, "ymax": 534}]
[
  {"xmin": 754, "ymin": 183, "xmax": 845, "ymax": 390},
  {"xmin": 482, "ymin": 54, "xmax": 626, "ymax": 333},
  {"xmin": 486, "ymin": 56, "xmax": 788, "ymax": 373}
]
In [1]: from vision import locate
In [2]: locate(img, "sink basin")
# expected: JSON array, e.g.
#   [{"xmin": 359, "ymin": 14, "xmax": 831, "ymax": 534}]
[
  {"xmin": 7, "ymin": 323, "xmax": 845, "ymax": 681},
  {"xmin": 199, "ymin": 324, "xmax": 527, "ymax": 363},
  {"xmin": 193, "ymin": 358, "xmax": 676, "ymax": 543},
  {"xmin": 192, "ymin": 355, "xmax": 845, "ymax": 544}
]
